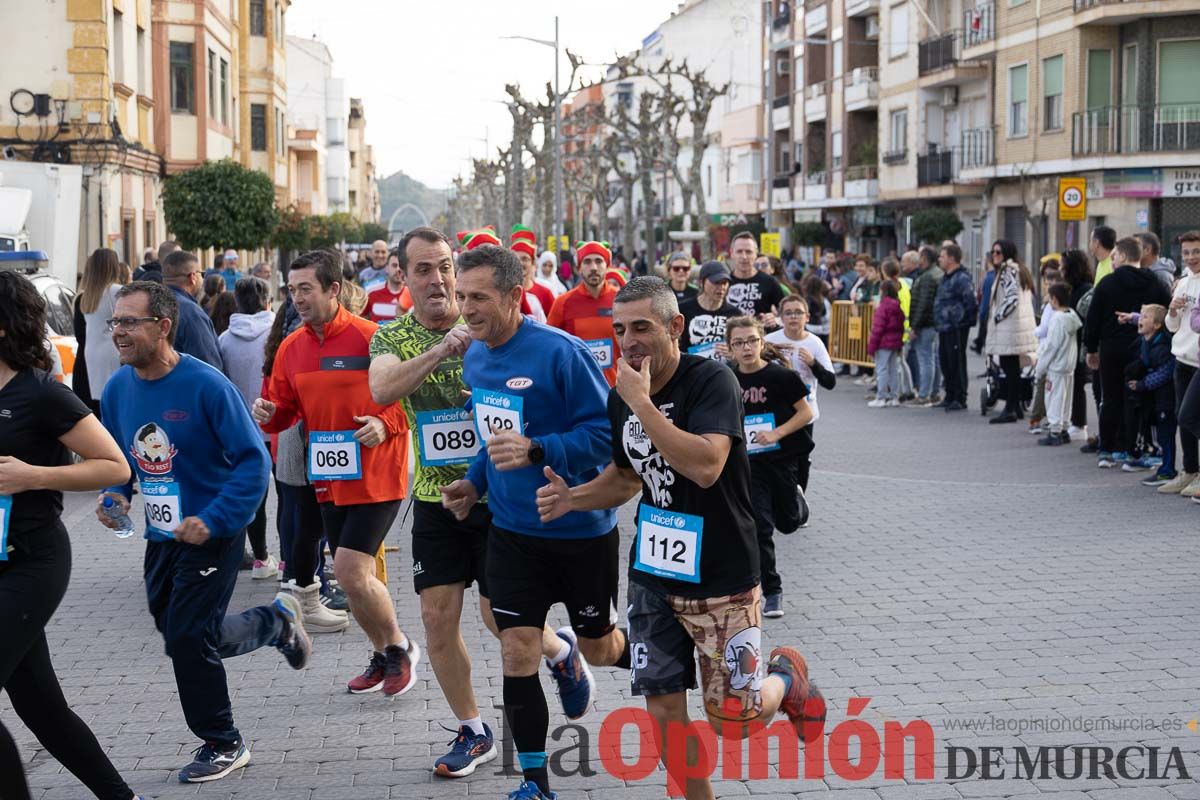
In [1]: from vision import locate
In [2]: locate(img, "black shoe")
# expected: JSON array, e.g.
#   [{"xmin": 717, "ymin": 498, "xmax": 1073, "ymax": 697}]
[
  {"xmin": 1080, "ymin": 439, "xmax": 1099, "ymax": 454},
  {"xmin": 989, "ymin": 412, "xmax": 1018, "ymax": 424},
  {"xmin": 933, "ymin": 399, "xmax": 951, "ymax": 408},
  {"xmin": 321, "ymin": 582, "xmax": 349, "ymax": 611},
  {"xmin": 780, "ymin": 487, "xmax": 809, "ymax": 534},
  {"xmin": 178, "ymin": 740, "xmax": 250, "ymax": 783},
  {"xmin": 239, "ymin": 551, "xmax": 254, "ymax": 571},
  {"xmin": 1037, "ymin": 433, "xmax": 1063, "ymax": 446},
  {"xmin": 944, "ymin": 401, "xmax": 967, "ymax": 412}
]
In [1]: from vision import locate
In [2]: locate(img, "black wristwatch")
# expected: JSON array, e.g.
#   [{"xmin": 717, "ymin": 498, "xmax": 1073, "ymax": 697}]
[{"xmin": 528, "ymin": 439, "xmax": 545, "ymax": 464}]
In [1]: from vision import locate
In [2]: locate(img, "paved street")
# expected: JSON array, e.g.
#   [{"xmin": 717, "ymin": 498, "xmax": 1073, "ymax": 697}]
[{"xmin": 7, "ymin": 352, "xmax": 1200, "ymax": 800}]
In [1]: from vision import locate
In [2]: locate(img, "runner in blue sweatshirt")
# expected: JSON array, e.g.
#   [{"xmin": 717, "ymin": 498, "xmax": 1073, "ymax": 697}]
[
  {"xmin": 93, "ymin": 281, "xmax": 311, "ymax": 785},
  {"xmin": 440, "ymin": 245, "xmax": 631, "ymax": 800}
]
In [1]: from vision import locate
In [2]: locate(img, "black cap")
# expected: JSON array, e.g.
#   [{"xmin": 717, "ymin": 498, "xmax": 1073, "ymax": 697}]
[{"xmin": 698, "ymin": 260, "xmax": 732, "ymax": 284}]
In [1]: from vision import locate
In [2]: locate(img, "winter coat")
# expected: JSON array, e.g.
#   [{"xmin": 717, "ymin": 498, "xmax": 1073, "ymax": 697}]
[
  {"xmin": 1035, "ymin": 308, "xmax": 1082, "ymax": 379},
  {"xmin": 985, "ymin": 264, "xmax": 1038, "ymax": 357},
  {"xmin": 977, "ymin": 269, "xmax": 996, "ymax": 324},
  {"xmin": 1151, "ymin": 257, "xmax": 1178, "ymax": 293},
  {"xmin": 868, "ymin": 296, "xmax": 904, "ymax": 355},
  {"xmin": 1084, "ymin": 265, "xmax": 1172, "ymax": 355},
  {"xmin": 1134, "ymin": 329, "xmax": 1174, "ymax": 393},
  {"xmin": 168, "ymin": 285, "xmax": 224, "ymax": 370},
  {"xmin": 218, "ymin": 309, "xmax": 274, "ymax": 410},
  {"xmin": 934, "ymin": 267, "xmax": 978, "ymax": 333},
  {"xmin": 909, "ymin": 265, "xmax": 943, "ymax": 329}
]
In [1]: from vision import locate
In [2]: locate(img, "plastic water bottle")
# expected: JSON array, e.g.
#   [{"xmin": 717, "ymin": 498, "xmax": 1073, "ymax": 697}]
[{"xmin": 101, "ymin": 496, "xmax": 135, "ymax": 539}]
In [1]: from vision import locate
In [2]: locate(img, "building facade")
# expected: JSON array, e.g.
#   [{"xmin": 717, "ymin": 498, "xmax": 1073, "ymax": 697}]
[
  {"xmin": 0, "ymin": 0, "xmax": 163, "ymax": 271},
  {"xmin": 237, "ymin": 0, "xmax": 290, "ymax": 204},
  {"xmin": 286, "ymin": 35, "xmax": 349, "ymax": 213},
  {"xmin": 347, "ymin": 97, "xmax": 380, "ymax": 223}
]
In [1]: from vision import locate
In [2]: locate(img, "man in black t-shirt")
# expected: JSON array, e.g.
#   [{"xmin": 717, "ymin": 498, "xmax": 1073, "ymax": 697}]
[
  {"xmin": 727, "ymin": 231, "xmax": 784, "ymax": 329},
  {"xmin": 536, "ymin": 276, "xmax": 825, "ymax": 800},
  {"xmin": 678, "ymin": 260, "xmax": 740, "ymax": 358}
]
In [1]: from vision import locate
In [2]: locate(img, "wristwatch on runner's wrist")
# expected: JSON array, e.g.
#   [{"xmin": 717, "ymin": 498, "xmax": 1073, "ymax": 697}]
[{"xmin": 528, "ymin": 439, "xmax": 545, "ymax": 464}]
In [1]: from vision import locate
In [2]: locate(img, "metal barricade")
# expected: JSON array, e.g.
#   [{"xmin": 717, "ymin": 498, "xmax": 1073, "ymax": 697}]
[{"xmin": 829, "ymin": 300, "xmax": 875, "ymax": 367}]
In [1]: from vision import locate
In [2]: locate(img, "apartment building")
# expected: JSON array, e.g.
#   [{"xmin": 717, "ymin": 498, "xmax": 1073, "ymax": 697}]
[
  {"xmin": 237, "ymin": 0, "xmax": 290, "ymax": 204},
  {"xmin": 1, "ymin": 0, "xmax": 164, "ymax": 266},
  {"xmin": 347, "ymin": 98, "xmax": 380, "ymax": 224},
  {"xmin": 955, "ymin": 0, "xmax": 1200, "ymax": 265},
  {"xmin": 766, "ymin": 0, "xmax": 894, "ymax": 258},
  {"xmin": 287, "ymin": 35, "xmax": 349, "ymax": 213}
]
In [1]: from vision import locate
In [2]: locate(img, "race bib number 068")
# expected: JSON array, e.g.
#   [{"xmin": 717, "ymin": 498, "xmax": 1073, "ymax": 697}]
[{"xmin": 308, "ymin": 430, "xmax": 362, "ymax": 481}]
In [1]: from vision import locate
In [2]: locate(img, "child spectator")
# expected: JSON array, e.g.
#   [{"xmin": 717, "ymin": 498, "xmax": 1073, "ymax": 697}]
[
  {"xmin": 867, "ymin": 280, "xmax": 905, "ymax": 407},
  {"xmin": 1122, "ymin": 304, "xmax": 1175, "ymax": 478},
  {"xmin": 1034, "ymin": 283, "xmax": 1081, "ymax": 446},
  {"xmin": 1028, "ymin": 266, "xmax": 1062, "ymax": 434}
]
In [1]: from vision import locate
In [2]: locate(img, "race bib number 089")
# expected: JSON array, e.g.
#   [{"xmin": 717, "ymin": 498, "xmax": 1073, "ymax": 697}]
[
  {"xmin": 143, "ymin": 482, "xmax": 182, "ymax": 535},
  {"xmin": 417, "ymin": 407, "xmax": 480, "ymax": 466},
  {"xmin": 308, "ymin": 430, "xmax": 362, "ymax": 480},
  {"xmin": 633, "ymin": 505, "xmax": 703, "ymax": 583}
]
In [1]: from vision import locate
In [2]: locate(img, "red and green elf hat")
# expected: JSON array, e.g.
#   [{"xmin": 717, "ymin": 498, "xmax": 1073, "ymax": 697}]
[
  {"xmin": 510, "ymin": 224, "xmax": 537, "ymax": 259},
  {"xmin": 456, "ymin": 226, "xmax": 501, "ymax": 250},
  {"xmin": 576, "ymin": 240, "xmax": 612, "ymax": 267}
]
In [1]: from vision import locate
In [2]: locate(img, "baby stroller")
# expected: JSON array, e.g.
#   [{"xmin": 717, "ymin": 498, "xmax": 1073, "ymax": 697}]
[{"xmin": 980, "ymin": 356, "xmax": 1035, "ymax": 416}]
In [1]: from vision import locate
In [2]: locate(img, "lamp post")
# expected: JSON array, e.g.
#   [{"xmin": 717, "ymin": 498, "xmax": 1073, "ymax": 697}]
[{"xmin": 501, "ymin": 16, "xmax": 563, "ymax": 244}]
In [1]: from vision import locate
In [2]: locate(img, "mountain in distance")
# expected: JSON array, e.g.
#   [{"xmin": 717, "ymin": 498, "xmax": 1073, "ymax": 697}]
[{"xmin": 378, "ymin": 170, "xmax": 447, "ymax": 232}]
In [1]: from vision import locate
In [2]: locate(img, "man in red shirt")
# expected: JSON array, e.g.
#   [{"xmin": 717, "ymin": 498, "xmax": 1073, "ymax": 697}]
[
  {"xmin": 547, "ymin": 241, "xmax": 620, "ymax": 386},
  {"xmin": 512, "ymin": 225, "xmax": 554, "ymax": 321},
  {"xmin": 366, "ymin": 248, "xmax": 409, "ymax": 323}
]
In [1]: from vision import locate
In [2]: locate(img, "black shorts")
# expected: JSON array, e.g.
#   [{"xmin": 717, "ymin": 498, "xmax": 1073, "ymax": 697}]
[
  {"xmin": 318, "ymin": 500, "xmax": 402, "ymax": 557},
  {"xmin": 411, "ymin": 500, "xmax": 491, "ymax": 597},
  {"xmin": 486, "ymin": 525, "xmax": 620, "ymax": 639}
]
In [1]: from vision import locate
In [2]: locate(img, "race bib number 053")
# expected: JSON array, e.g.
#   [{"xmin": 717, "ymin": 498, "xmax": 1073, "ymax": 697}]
[
  {"xmin": 584, "ymin": 338, "xmax": 614, "ymax": 369},
  {"xmin": 633, "ymin": 505, "xmax": 703, "ymax": 584},
  {"xmin": 142, "ymin": 482, "xmax": 182, "ymax": 536},
  {"xmin": 308, "ymin": 430, "xmax": 363, "ymax": 481},
  {"xmin": 472, "ymin": 388, "xmax": 525, "ymax": 444},
  {"xmin": 744, "ymin": 413, "xmax": 781, "ymax": 454},
  {"xmin": 416, "ymin": 407, "xmax": 480, "ymax": 466}
]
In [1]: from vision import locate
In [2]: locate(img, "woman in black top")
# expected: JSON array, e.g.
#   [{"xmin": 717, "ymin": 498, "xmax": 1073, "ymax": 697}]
[
  {"xmin": 0, "ymin": 272, "xmax": 143, "ymax": 800},
  {"xmin": 1060, "ymin": 249, "xmax": 1095, "ymax": 438},
  {"xmin": 727, "ymin": 316, "xmax": 814, "ymax": 621}
]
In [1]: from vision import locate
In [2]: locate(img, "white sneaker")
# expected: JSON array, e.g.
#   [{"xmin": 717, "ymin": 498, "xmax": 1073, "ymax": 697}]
[
  {"xmin": 867, "ymin": 398, "xmax": 888, "ymax": 408},
  {"xmin": 1181, "ymin": 475, "xmax": 1200, "ymax": 498},
  {"xmin": 1067, "ymin": 425, "xmax": 1087, "ymax": 440},
  {"xmin": 1158, "ymin": 471, "xmax": 1197, "ymax": 494},
  {"xmin": 251, "ymin": 555, "xmax": 279, "ymax": 580},
  {"xmin": 885, "ymin": 398, "xmax": 900, "ymax": 407}
]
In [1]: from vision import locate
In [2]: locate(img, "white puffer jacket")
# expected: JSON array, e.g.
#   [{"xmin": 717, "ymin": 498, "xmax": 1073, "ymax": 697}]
[{"xmin": 984, "ymin": 263, "xmax": 1038, "ymax": 357}]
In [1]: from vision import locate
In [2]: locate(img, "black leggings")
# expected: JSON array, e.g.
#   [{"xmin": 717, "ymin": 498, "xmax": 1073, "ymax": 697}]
[
  {"xmin": 278, "ymin": 481, "xmax": 325, "ymax": 588},
  {"xmin": 247, "ymin": 487, "xmax": 269, "ymax": 561},
  {"xmin": 999, "ymin": 355, "xmax": 1023, "ymax": 416},
  {"xmin": 1071, "ymin": 360, "xmax": 1089, "ymax": 429},
  {"xmin": 0, "ymin": 524, "xmax": 133, "ymax": 800}
]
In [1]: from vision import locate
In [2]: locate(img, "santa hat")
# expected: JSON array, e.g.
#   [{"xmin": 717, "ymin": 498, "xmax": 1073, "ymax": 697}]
[
  {"xmin": 510, "ymin": 224, "xmax": 538, "ymax": 259},
  {"xmin": 576, "ymin": 240, "xmax": 612, "ymax": 268},
  {"xmin": 457, "ymin": 226, "xmax": 501, "ymax": 251},
  {"xmin": 604, "ymin": 268, "xmax": 628, "ymax": 288}
]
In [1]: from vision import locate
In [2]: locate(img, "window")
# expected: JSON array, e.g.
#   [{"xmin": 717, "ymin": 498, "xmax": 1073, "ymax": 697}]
[
  {"xmin": 1042, "ymin": 55, "xmax": 1063, "ymax": 131},
  {"xmin": 136, "ymin": 27, "xmax": 146, "ymax": 92},
  {"xmin": 350, "ymin": 151, "xmax": 358, "ymax": 168},
  {"xmin": 1086, "ymin": 50, "xmax": 1111, "ymax": 110},
  {"xmin": 889, "ymin": 108, "xmax": 908, "ymax": 152},
  {"xmin": 250, "ymin": 0, "xmax": 265, "ymax": 35},
  {"xmin": 1159, "ymin": 39, "xmax": 1200, "ymax": 110},
  {"xmin": 169, "ymin": 42, "xmax": 194, "ymax": 113},
  {"xmin": 889, "ymin": 4, "xmax": 908, "ymax": 59},
  {"xmin": 207, "ymin": 49, "xmax": 216, "ymax": 119},
  {"xmin": 144, "ymin": 219, "xmax": 154, "ymax": 251},
  {"xmin": 276, "ymin": 108, "xmax": 285, "ymax": 155},
  {"xmin": 778, "ymin": 140, "xmax": 791, "ymax": 174},
  {"xmin": 276, "ymin": 1, "xmax": 284, "ymax": 39},
  {"xmin": 251, "ymin": 103, "xmax": 266, "ymax": 151},
  {"xmin": 219, "ymin": 58, "xmax": 228, "ymax": 125},
  {"xmin": 1122, "ymin": 44, "xmax": 1137, "ymax": 108},
  {"xmin": 833, "ymin": 40, "xmax": 843, "ymax": 74},
  {"xmin": 112, "ymin": 10, "xmax": 125, "ymax": 84},
  {"xmin": 706, "ymin": 164, "xmax": 712, "ymax": 194},
  {"xmin": 1008, "ymin": 63, "xmax": 1028, "ymax": 136},
  {"xmin": 349, "ymin": 190, "xmax": 358, "ymax": 207},
  {"xmin": 832, "ymin": 130, "xmax": 843, "ymax": 170}
]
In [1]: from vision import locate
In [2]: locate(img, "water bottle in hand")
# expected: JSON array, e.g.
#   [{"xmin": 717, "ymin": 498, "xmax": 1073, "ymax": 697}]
[{"xmin": 101, "ymin": 495, "xmax": 135, "ymax": 539}]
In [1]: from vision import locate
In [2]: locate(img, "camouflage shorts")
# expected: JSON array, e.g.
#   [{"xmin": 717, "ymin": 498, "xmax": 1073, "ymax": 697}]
[{"xmin": 627, "ymin": 581, "xmax": 764, "ymax": 721}]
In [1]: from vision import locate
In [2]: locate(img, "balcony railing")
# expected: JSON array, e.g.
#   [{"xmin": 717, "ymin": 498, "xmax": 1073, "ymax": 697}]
[
  {"xmin": 805, "ymin": 81, "xmax": 827, "ymax": 100},
  {"xmin": 1074, "ymin": 0, "xmax": 1130, "ymax": 9},
  {"xmin": 772, "ymin": 95, "xmax": 790, "ymax": 109},
  {"xmin": 805, "ymin": 0, "xmax": 825, "ymax": 9},
  {"xmin": 845, "ymin": 164, "xmax": 879, "ymax": 181},
  {"xmin": 917, "ymin": 148, "xmax": 955, "ymax": 186},
  {"xmin": 847, "ymin": 66, "xmax": 879, "ymax": 86},
  {"xmin": 804, "ymin": 170, "xmax": 827, "ymax": 185},
  {"xmin": 772, "ymin": 175, "xmax": 791, "ymax": 188},
  {"xmin": 918, "ymin": 31, "xmax": 960, "ymax": 74},
  {"xmin": 959, "ymin": 126, "xmax": 995, "ymax": 169},
  {"xmin": 963, "ymin": 2, "xmax": 995, "ymax": 47},
  {"xmin": 1073, "ymin": 105, "xmax": 1200, "ymax": 155},
  {"xmin": 882, "ymin": 148, "xmax": 907, "ymax": 165}
]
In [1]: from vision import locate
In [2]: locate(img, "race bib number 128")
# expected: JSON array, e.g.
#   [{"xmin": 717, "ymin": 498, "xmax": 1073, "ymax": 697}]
[{"xmin": 472, "ymin": 388, "xmax": 525, "ymax": 444}]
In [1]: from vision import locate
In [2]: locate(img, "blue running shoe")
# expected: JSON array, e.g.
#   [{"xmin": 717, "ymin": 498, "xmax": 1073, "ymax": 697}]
[
  {"xmin": 434, "ymin": 724, "xmax": 498, "ymax": 778},
  {"xmin": 508, "ymin": 780, "xmax": 557, "ymax": 800},
  {"xmin": 1144, "ymin": 455, "xmax": 1164, "ymax": 468},
  {"xmin": 1122, "ymin": 457, "xmax": 1155, "ymax": 472},
  {"xmin": 1112, "ymin": 451, "xmax": 1131, "ymax": 463},
  {"xmin": 178, "ymin": 740, "xmax": 250, "ymax": 783},
  {"xmin": 546, "ymin": 626, "xmax": 594, "ymax": 720}
]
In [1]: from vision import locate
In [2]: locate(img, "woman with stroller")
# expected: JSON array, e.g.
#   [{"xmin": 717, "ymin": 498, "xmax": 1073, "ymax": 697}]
[{"xmin": 984, "ymin": 240, "xmax": 1038, "ymax": 424}]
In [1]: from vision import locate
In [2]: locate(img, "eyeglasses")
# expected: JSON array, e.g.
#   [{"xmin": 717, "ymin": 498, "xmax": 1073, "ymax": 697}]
[
  {"xmin": 670, "ymin": 266, "xmax": 691, "ymax": 273},
  {"xmin": 991, "ymin": 249, "xmax": 1004, "ymax": 255},
  {"xmin": 729, "ymin": 336, "xmax": 762, "ymax": 349},
  {"xmin": 782, "ymin": 310, "xmax": 808, "ymax": 318},
  {"xmin": 106, "ymin": 316, "xmax": 162, "ymax": 332}
]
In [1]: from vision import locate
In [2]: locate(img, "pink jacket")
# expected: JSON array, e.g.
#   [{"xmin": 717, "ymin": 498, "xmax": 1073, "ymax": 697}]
[{"xmin": 868, "ymin": 296, "xmax": 905, "ymax": 355}]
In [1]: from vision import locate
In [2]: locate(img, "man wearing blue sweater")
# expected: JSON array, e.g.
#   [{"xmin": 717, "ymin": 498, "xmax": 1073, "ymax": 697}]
[
  {"xmin": 440, "ymin": 245, "xmax": 631, "ymax": 800},
  {"xmin": 162, "ymin": 249, "xmax": 224, "ymax": 370},
  {"xmin": 93, "ymin": 281, "xmax": 310, "ymax": 784}
]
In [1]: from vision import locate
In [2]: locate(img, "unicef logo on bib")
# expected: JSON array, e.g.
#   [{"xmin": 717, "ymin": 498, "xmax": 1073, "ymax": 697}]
[{"xmin": 472, "ymin": 388, "xmax": 525, "ymax": 444}]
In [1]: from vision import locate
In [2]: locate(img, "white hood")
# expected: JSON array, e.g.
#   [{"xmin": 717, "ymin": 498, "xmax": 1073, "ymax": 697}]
[{"xmin": 226, "ymin": 310, "xmax": 274, "ymax": 341}]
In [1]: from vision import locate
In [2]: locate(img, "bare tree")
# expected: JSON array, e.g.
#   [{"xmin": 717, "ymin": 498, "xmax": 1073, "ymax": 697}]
[
  {"xmin": 471, "ymin": 158, "xmax": 504, "ymax": 233},
  {"xmin": 504, "ymin": 84, "xmax": 535, "ymax": 230}
]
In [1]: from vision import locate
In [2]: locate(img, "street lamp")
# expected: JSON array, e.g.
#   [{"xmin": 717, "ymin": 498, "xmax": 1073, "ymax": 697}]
[{"xmin": 501, "ymin": 15, "xmax": 563, "ymax": 245}]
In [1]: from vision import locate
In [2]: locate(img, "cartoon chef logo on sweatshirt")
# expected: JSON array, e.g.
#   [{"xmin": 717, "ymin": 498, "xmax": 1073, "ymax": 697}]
[{"xmin": 132, "ymin": 422, "xmax": 177, "ymax": 475}]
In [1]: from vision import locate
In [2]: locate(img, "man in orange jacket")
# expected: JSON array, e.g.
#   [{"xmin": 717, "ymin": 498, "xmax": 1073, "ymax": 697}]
[
  {"xmin": 547, "ymin": 241, "xmax": 620, "ymax": 386},
  {"xmin": 253, "ymin": 249, "xmax": 420, "ymax": 697}
]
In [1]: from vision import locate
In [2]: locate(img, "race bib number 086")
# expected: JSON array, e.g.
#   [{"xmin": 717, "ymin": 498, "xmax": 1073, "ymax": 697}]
[{"xmin": 143, "ymin": 482, "xmax": 182, "ymax": 535}]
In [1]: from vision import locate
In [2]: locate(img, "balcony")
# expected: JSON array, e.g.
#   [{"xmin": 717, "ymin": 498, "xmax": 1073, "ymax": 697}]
[
  {"xmin": 959, "ymin": 126, "xmax": 996, "ymax": 169},
  {"xmin": 917, "ymin": 148, "xmax": 955, "ymax": 186},
  {"xmin": 963, "ymin": 1, "xmax": 995, "ymax": 49},
  {"xmin": 844, "ymin": 67, "xmax": 879, "ymax": 111},
  {"xmin": 846, "ymin": 0, "xmax": 880, "ymax": 17},
  {"xmin": 772, "ymin": 102, "xmax": 791, "ymax": 130},
  {"xmin": 1073, "ymin": 105, "xmax": 1200, "ymax": 156},
  {"xmin": 919, "ymin": 32, "xmax": 959, "ymax": 74},
  {"xmin": 806, "ymin": 2, "xmax": 828, "ymax": 34},
  {"xmin": 804, "ymin": 170, "xmax": 828, "ymax": 201},
  {"xmin": 844, "ymin": 164, "xmax": 880, "ymax": 199},
  {"xmin": 882, "ymin": 148, "xmax": 907, "ymax": 165},
  {"xmin": 804, "ymin": 81, "xmax": 827, "ymax": 121}
]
